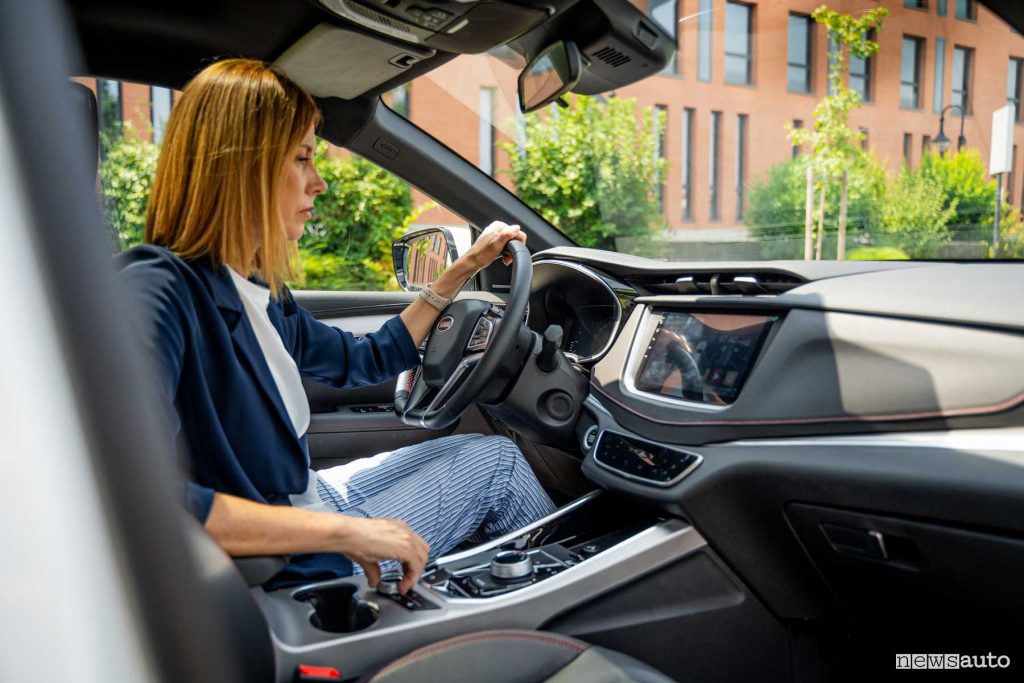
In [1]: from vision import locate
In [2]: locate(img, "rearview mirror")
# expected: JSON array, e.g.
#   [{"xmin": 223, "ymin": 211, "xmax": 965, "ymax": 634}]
[
  {"xmin": 392, "ymin": 227, "xmax": 459, "ymax": 292},
  {"xmin": 518, "ymin": 41, "xmax": 583, "ymax": 114}
]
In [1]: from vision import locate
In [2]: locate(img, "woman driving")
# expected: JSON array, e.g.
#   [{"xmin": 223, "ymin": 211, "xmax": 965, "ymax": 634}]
[{"xmin": 120, "ymin": 58, "xmax": 555, "ymax": 593}]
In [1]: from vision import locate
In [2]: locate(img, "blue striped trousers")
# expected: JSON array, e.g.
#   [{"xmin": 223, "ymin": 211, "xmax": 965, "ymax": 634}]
[{"xmin": 315, "ymin": 434, "xmax": 556, "ymax": 570}]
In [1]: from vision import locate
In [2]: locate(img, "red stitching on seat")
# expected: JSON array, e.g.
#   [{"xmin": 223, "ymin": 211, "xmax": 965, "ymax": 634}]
[{"xmin": 370, "ymin": 630, "xmax": 587, "ymax": 681}]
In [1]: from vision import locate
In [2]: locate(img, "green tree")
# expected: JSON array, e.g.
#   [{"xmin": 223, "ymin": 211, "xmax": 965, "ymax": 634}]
[
  {"xmin": 789, "ymin": 5, "xmax": 888, "ymax": 260},
  {"xmin": 502, "ymin": 95, "xmax": 666, "ymax": 251},
  {"xmin": 746, "ymin": 152, "xmax": 885, "ymax": 259},
  {"xmin": 98, "ymin": 127, "xmax": 160, "ymax": 250}
]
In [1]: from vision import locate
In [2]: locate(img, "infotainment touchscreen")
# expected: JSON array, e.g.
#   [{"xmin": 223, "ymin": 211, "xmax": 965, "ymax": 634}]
[{"xmin": 633, "ymin": 312, "xmax": 776, "ymax": 405}]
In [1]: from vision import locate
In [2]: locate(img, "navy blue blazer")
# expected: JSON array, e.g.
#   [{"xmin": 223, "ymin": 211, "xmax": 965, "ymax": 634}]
[{"xmin": 119, "ymin": 245, "xmax": 421, "ymax": 586}]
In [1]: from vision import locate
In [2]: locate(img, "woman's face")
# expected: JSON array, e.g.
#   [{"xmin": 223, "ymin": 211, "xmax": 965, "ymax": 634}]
[{"xmin": 280, "ymin": 124, "xmax": 327, "ymax": 241}]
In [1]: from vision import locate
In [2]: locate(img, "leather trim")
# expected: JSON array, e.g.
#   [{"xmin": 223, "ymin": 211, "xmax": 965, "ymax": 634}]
[
  {"xmin": 368, "ymin": 630, "xmax": 587, "ymax": 682},
  {"xmin": 591, "ymin": 381, "xmax": 1024, "ymax": 427}
]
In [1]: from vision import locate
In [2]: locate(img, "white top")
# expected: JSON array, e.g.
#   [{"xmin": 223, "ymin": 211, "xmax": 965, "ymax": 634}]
[{"xmin": 228, "ymin": 269, "xmax": 311, "ymax": 438}]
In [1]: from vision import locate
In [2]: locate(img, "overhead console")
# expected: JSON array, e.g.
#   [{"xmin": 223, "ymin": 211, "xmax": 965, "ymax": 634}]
[{"xmin": 315, "ymin": 0, "xmax": 555, "ymax": 53}]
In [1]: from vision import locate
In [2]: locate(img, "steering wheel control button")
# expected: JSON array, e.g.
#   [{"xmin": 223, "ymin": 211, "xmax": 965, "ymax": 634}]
[
  {"xmin": 466, "ymin": 316, "xmax": 494, "ymax": 351},
  {"xmin": 489, "ymin": 550, "xmax": 535, "ymax": 581}
]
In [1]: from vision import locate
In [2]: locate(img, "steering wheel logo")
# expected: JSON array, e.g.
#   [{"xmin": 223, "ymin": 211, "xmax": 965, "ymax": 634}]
[{"xmin": 435, "ymin": 315, "xmax": 455, "ymax": 333}]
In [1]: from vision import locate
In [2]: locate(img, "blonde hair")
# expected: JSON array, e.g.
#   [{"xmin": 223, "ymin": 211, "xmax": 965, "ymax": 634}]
[{"xmin": 145, "ymin": 58, "xmax": 320, "ymax": 296}]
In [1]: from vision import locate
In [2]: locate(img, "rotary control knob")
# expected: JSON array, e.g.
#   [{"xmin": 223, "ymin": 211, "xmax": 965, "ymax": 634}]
[
  {"xmin": 376, "ymin": 572, "xmax": 402, "ymax": 596},
  {"xmin": 489, "ymin": 550, "xmax": 534, "ymax": 582}
]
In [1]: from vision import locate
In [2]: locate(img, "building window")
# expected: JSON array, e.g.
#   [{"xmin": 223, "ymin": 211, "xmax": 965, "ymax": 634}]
[
  {"xmin": 697, "ymin": 0, "xmax": 712, "ymax": 82},
  {"xmin": 952, "ymin": 45, "xmax": 973, "ymax": 114},
  {"xmin": 933, "ymin": 38, "xmax": 947, "ymax": 113},
  {"xmin": 1010, "ymin": 144, "xmax": 1018, "ymax": 205},
  {"xmin": 150, "ymin": 86, "xmax": 173, "ymax": 144},
  {"xmin": 904, "ymin": 0, "xmax": 928, "ymax": 10},
  {"xmin": 724, "ymin": 2, "xmax": 753, "ymax": 86},
  {"xmin": 860, "ymin": 127, "xmax": 870, "ymax": 150},
  {"xmin": 649, "ymin": 0, "xmax": 678, "ymax": 75},
  {"xmin": 96, "ymin": 78, "xmax": 122, "ymax": 142},
  {"xmin": 849, "ymin": 32, "xmax": 874, "ymax": 102},
  {"xmin": 787, "ymin": 14, "xmax": 813, "ymax": 94},
  {"xmin": 390, "ymin": 84, "xmax": 410, "ymax": 117},
  {"xmin": 792, "ymin": 119, "xmax": 803, "ymax": 159},
  {"xmin": 901, "ymin": 37, "xmax": 924, "ymax": 109},
  {"xmin": 653, "ymin": 105, "xmax": 668, "ymax": 205},
  {"xmin": 1008, "ymin": 58, "xmax": 1023, "ymax": 121},
  {"xmin": 937, "ymin": 0, "xmax": 948, "ymax": 15},
  {"xmin": 827, "ymin": 33, "xmax": 841, "ymax": 96},
  {"xmin": 682, "ymin": 107, "xmax": 694, "ymax": 220},
  {"xmin": 903, "ymin": 133, "xmax": 913, "ymax": 165},
  {"xmin": 736, "ymin": 114, "xmax": 748, "ymax": 222},
  {"xmin": 709, "ymin": 111, "xmax": 721, "ymax": 220},
  {"xmin": 922, "ymin": 135, "xmax": 932, "ymax": 157},
  {"xmin": 955, "ymin": 0, "xmax": 975, "ymax": 21},
  {"xmin": 478, "ymin": 88, "xmax": 495, "ymax": 176}
]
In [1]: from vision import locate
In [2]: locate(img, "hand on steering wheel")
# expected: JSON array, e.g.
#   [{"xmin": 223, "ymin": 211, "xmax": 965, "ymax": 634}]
[{"xmin": 395, "ymin": 229, "xmax": 532, "ymax": 430}]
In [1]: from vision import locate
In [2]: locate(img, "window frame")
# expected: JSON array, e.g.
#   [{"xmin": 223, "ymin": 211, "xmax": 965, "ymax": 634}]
[
  {"xmin": 951, "ymin": 45, "xmax": 974, "ymax": 115},
  {"xmin": 787, "ymin": 13, "xmax": 814, "ymax": 94},
  {"xmin": 724, "ymin": 1, "xmax": 754, "ymax": 87},
  {"xmin": 900, "ymin": 36, "xmax": 925, "ymax": 110}
]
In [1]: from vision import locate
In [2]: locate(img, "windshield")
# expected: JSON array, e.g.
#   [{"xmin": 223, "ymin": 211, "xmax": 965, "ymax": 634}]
[{"xmin": 397, "ymin": 0, "xmax": 1024, "ymax": 262}]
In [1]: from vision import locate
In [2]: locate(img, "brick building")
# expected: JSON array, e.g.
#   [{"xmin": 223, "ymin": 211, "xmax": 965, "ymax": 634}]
[{"xmin": 83, "ymin": 0, "xmax": 1024, "ymax": 244}]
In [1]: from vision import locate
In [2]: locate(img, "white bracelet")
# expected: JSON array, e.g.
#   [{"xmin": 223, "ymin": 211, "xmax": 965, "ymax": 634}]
[{"xmin": 418, "ymin": 284, "xmax": 451, "ymax": 311}]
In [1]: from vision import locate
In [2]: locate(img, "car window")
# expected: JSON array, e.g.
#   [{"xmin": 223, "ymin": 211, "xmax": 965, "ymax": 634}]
[
  {"xmin": 395, "ymin": 0, "xmax": 1024, "ymax": 262},
  {"xmin": 82, "ymin": 77, "xmax": 471, "ymax": 292}
]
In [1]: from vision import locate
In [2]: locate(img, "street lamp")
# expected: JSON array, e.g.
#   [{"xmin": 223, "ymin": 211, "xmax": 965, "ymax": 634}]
[{"xmin": 934, "ymin": 104, "xmax": 967, "ymax": 155}]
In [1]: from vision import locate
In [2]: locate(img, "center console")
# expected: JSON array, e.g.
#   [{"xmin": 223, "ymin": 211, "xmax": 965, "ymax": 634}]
[{"xmin": 252, "ymin": 492, "xmax": 705, "ymax": 680}]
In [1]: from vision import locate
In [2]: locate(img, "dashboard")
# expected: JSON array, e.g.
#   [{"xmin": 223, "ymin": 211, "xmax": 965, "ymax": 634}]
[{"xmin": 527, "ymin": 248, "xmax": 1024, "ymax": 647}]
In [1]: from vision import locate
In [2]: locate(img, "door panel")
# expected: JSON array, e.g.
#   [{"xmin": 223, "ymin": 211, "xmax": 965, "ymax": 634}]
[{"xmin": 293, "ymin": 289, "xmax": 451, "ymax": 467}]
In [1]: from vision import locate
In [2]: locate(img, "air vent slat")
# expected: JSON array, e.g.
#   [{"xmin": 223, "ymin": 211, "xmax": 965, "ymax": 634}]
[
  {"xmin": 592, "ymin": 46, "xmax": 632, "ymax": 68},
  {"xmin": 633, "ymin": 271, "xmax": 804, "ymax": 296}
]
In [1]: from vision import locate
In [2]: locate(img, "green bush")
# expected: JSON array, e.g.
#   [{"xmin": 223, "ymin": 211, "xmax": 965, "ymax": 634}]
[
  {"xmin": 879, "ymin": 168, "xmax": 958, "ymax": 258},
  {"xmin": 503, "ymin": 96, "xmax": 666, "ymax": 251},
  {"xmin": 98, "ymin": 128, "xmax": 160, "ymax": 250},
  {"xmin": 746, "ymin": 153, "xmax": 885, "ymax": 259},
  {"xmin": 296, "ymin": 147, "xmax": 415, "ymax": 290},
  {"xmin": 918, "ymin": 149, "xmax": 996, "ymax": 242},
  {"xmin": 846, "ymin": 245, "xmax": 909, "ymax": 260}
]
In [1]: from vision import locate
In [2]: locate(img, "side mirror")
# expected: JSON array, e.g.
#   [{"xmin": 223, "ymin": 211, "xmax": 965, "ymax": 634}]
[
  {"xmin": 392, "ymin": 227, "xmax": 459, "ymax": 292},
  {"xmin": 518, "ymin": 41, "xmax": 583, "ymax": 114}
]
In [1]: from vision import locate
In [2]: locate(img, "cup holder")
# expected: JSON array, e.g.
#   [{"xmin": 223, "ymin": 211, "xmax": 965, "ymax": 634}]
[{"xmin": 294, "ymin": 583, "xmax": 380, "ymax": 633}]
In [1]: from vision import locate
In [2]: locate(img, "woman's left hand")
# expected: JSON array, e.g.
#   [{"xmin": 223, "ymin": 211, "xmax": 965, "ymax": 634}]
[{"xmin": 460, "ymin": 221, "xmax": 527, "ymax": 271}]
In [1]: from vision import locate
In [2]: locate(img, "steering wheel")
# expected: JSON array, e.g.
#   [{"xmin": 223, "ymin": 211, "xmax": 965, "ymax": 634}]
[{"xmin": 395, "ymin": 240, "xmax": 531, "ymax": 430}]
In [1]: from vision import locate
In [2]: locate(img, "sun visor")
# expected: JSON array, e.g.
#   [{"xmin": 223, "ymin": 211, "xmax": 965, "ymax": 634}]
[{"xmin": 273, "ymin": 24, "xmax": 435, "ymax": 99}]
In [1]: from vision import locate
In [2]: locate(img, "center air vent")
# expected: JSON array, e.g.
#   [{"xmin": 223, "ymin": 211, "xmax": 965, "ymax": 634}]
[
  {"xmin": 592, "ymin": 46, "xmax": 631, "ymax": 68},
  {"xmin": 629, "ymin": 271, "xmax": 804, "ymax": 295}
]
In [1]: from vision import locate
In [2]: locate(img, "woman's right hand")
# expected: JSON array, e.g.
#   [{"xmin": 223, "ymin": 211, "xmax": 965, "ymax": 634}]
[{"xmin": 337, "ymin": 517, "xmax": 430, "ymax": 594}]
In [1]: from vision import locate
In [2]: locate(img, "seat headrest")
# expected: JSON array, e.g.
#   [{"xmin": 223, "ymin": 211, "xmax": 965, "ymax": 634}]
[{"xmin": 67, "ymin": 81, "xmax": 98, "ymax": 182}]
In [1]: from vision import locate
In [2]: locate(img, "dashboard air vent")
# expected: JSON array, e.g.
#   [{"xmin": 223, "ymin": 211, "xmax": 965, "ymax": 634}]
[
  {"xmin": 629, "ymin": 271, "xmax": 804, "ymax": 295},
  {"xmin": 592, "ymin": 46, "xmax": 631, "ymax": 68}
]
